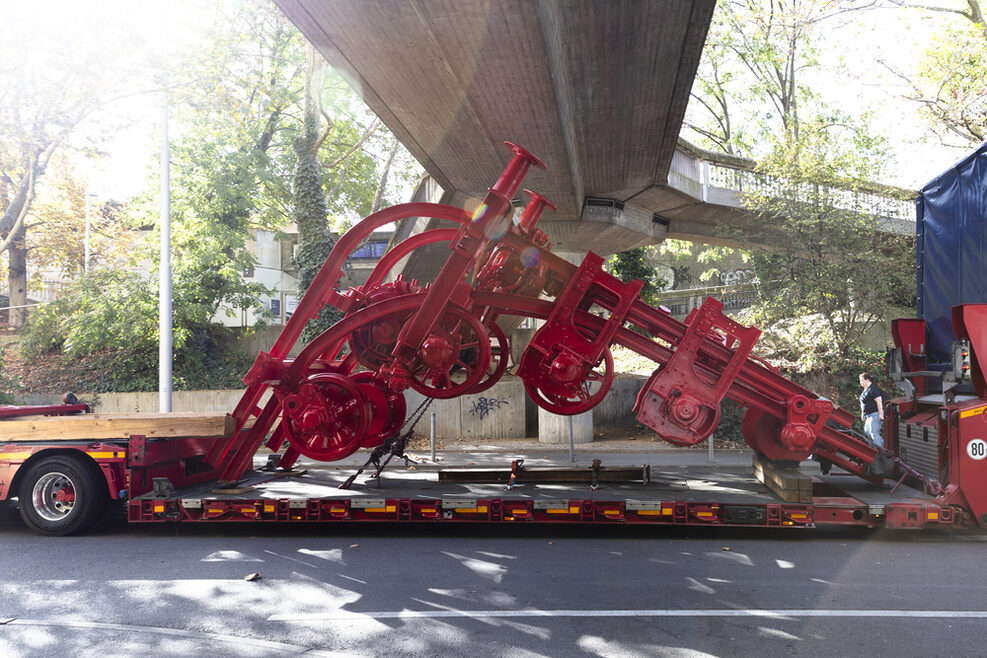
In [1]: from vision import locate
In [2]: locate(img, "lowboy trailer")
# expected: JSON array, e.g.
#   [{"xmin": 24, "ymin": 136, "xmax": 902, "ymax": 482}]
[{"xmin": 1, "ymin": 142, "xmax": 983, "ymax": 535}]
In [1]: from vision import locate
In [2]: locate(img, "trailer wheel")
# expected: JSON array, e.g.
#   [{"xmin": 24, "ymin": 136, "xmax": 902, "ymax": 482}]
[{"xmin": 18, "ymin": 455, "xmax": 108, "ymax": 536}]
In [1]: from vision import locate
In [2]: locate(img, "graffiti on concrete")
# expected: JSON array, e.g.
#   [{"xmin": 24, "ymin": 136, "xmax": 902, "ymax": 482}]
[
  {"xmin": 719, "ymin": 268, "xmax": 755, "ymax": 286},
  {"xmin": 469, "ymin": 396, "xmax": 509, "ymax": 420}
]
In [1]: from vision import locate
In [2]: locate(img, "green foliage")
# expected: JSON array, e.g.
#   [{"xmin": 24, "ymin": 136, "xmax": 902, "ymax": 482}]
[
  {"xmin": 18, "ymin": 270, "xmax": 253, "ymax": 392},
  {"xmin": 605, "ymin": 247, "xmax": 667, "ymax": 306},
  {"xmin": 294, "ymin": 109, "xmax": 343, "ymax": 342},
  {"xmin": 0, "ymin": 347, "xmax": 17, "ymax": 404},
  {"xmin": 913, "ymin": 15, "xmax": 987, "ymax": 144},
  {"xmin": 738, "ymin": 117, "xmax": 915, "ymax": 362}
]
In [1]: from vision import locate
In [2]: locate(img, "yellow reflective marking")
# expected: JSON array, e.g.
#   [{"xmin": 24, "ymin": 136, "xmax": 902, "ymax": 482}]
[
  {"xmin": 927, "ymin": 512, "xmax": 939, "ymax": 521},
  {"xmin": 637, "ymin": 510, "xmax": 662, "ymax": 516},
  {"xmin": 420, "ymin": 508, "xmax": 436, "ymax": 514},
  {"xmin": 263, "ymin": 505, "xmax": 276, "ymax": 513},
  {"xmin": 696, "ymin": 512, "xmax": 714, "ymax": 517},
  {"xmin": 546, "ymin": 507, "xmax": 579, "ymax": 514},
  {"xmin": 153, "ymin": 505, "xmax": 165, "ymax": 513},
  {"xmin": 329, "ymin": 507, "xmax": 346, "ymax": 514},
  {"xmin": 365, "ymin": 505, "xmax": 397, "ymax": 513},
  {"xmin": 239, "ymin": 507, "xmax": 256, "ymax": 514},
  {"xmin": 207, "ymin": 508, "xmax": 224, "ymax": 514},
  {"xmin": 602, "ymin": 510, "xmax": 620, "ymax": 516},
  {"xmin": 961, "ymin": 405, "xmax": 987, "ymax": 419},
  {"xmin": 86, "ymin": 452, "xmax": 124, "ymax": 459},
  {"xmin": 0, "ymin": 453, "xmax": 32, "ymax": 460},
  {"xmin": 790, "ymin": 513, "xmax": 808, "ymax": 519},
  {"xmin": 455, "ymin": 506, "xmax": 489, "ymax": 514},
  {"xmin": 662, "ymin": 508, "xmax": 673, "ymax": 515}
]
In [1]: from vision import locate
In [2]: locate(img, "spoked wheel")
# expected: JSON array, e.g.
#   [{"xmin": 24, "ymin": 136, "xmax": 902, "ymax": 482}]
[
  {"xmin": 468, "ymin": 321, "xmax": 511, "ymax": 394},
  {"xmin": 409, "ymin": 306, "xmax": 491, "ymax": 399},
  {"xmin": 279, "ymin": 372, "xmax": 371, "ymax": 461},
  {"xmin": 18, "ymin": 455, "xmax": 108, "ymax": 536},
  {"xmin": 349, "ymin": 309, "xmax": 414, "ymax": 371},
  {"xmin": 352, "ymin": 371, "xmax": 407, "ymax": 448},
  {"xmin": 347, "ymin": 281, "xmax": 420, "ymax": 371},
  {"xmin": 523, "ymin": 348, "xmax": 615, "ymax": 415}
]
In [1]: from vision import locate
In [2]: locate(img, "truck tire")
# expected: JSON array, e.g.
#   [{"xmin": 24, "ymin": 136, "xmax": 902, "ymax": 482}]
[{"xmin": 18, "ymin": 455, "xmax": 108, "ymax": 536}]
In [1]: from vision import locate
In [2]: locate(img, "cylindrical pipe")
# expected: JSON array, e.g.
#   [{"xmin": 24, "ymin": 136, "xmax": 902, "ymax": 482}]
[
  {"xmin": 430, "ymin": 411, "xmax": 437, "ymax": 462},
  {"xmin": 159, "ymin": 82, "xmax": 172, "ymax": 413},
  {"xmin": 568, "ymin": 415, "xmax": 575, "ymax": 463},
  {"xmin": 708, "ymin": 434, "xmax": 714, "ymax": 463}
]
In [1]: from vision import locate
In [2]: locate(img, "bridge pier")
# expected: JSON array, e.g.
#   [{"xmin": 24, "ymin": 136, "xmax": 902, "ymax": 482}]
[{"xmin": 538, "ymin": 408, "xmax": 594, "ymax": 445}]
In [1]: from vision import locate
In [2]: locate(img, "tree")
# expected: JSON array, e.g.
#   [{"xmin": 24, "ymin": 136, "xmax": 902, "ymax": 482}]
[
  {"xmin": 685, "ymin": 0, "xmax": 912, "ymax": 390},
  {"xmin": 882, "ymin": 0, "xmax": 987, "ymax": 145},
  {"xmin": 686, "ymin": 0, "xmax": 882, "ymax": 157},
  {"xmin": 740, "ymin": 119, "xmax": 914, "ymax": 363},
  {"xmin": 605, "ymin": 247, "xmax": 667, "ymax": 307},
  {"xmin": 0, "ymin": 2, "xmax": 147, "ymax": 327}
]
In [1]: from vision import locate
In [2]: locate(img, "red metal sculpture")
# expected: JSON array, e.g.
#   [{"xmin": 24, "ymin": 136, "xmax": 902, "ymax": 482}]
[{"xmin": 213, "ymin": 142, "xmax": 885, "ymax": 486}]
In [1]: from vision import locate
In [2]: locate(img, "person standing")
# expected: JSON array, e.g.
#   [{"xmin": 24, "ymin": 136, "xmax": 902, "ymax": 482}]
[{"xmin": 859, "ymin": 373, "xmax": 885, "ymax": 448}]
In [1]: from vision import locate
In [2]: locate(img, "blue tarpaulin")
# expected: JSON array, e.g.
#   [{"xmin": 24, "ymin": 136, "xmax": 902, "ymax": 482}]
[{"xmin": 917, "ymin": 140, "xmax": 987, "ymax": 364}]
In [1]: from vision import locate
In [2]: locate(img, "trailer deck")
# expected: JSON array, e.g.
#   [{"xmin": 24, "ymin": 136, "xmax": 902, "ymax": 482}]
[{"xmin": 127, "ymin": 457, "xmax": 939, "ymax": 529}]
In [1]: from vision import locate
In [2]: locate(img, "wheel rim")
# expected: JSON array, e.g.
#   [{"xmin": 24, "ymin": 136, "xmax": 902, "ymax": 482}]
[
  {"xmin": 32, "ymin": 472, "xmax": 76, "ymax": 522},
  {"xmin": 409, "ymin": 306, "xmax": 492, "ymax": 399}
]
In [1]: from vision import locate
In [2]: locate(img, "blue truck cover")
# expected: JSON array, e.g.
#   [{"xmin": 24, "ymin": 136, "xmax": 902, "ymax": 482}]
[{"xmin": 916, "ymin": 140, "xmax": 987, "ymax": 364}]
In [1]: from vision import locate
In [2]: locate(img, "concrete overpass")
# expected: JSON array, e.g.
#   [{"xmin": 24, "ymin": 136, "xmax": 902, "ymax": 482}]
[{"xmin": 274, "ymin": 0, "xmax": 715, "ymax": 254}]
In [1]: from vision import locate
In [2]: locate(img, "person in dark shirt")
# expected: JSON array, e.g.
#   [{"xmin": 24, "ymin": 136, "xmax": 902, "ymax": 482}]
[{"xmin": 858, "ymin": 372, "xmax": 885, "ymax": 448}]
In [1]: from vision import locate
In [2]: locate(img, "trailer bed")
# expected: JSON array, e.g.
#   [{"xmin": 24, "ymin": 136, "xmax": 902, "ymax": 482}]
[{"xmin": 128, "ymin": 460, "xmax": 939, "ymax": 529}]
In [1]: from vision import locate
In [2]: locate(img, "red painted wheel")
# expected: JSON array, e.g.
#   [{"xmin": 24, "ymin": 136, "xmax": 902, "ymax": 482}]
[
  {"xmin": 409, "ymin": 306, "xmax": 492, "ymax": 399},
  {"xmin": 523, "ymin": 348, "xmax": 614, "ymax": 415},
  {"xmin": 279, "ymin": 373, "xmax": 370, "ymax": 461},
  {"xmin": 352, "ymin": 371, "xmax": 406, "ymax": 448},
  {"xmin": 740, "ymin": 407, "xmax": 808, "ymax": 462},
  {"xmin": 466, "ymin": 321, "xmax": 511, "ymax": 394},
  {"xmin": 347, "ymin": 281, "xmax": 419, "ymax": 371}
]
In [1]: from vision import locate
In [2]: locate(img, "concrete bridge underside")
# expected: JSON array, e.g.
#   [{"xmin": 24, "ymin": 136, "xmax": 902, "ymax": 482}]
[{"xmin": 274, "ymin": 0, "xmax": 716, "ymax": 254}]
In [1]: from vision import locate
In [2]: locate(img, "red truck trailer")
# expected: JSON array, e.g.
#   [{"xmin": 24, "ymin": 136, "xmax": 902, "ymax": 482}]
[{"xmin": 1, "ymin": 142, "xmax": 982, "ymax": 536}]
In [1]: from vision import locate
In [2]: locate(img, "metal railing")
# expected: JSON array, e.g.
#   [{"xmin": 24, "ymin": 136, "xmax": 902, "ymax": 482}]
[{"xmin": 677, "ymin": 138, "xmax": 916, "ymax": 223}]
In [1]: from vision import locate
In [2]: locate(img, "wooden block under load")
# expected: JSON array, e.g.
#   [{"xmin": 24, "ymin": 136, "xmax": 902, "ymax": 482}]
[
  {"xmin": 0, "ymin": 412, "xmax": 235, "ymax": 442},
  {"xmin": 752, "ymin": 454, "xmax": 812, "ymax": 504}
]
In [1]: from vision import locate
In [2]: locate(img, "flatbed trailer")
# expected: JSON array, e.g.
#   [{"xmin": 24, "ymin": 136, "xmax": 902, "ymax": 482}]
[
  {"xmin": 0, "ymin": 414, "xmax": 953, "ymax": 533},
  {"xmin": 3, "ymin": 141, "xmax": 984, "ymax": 535}
]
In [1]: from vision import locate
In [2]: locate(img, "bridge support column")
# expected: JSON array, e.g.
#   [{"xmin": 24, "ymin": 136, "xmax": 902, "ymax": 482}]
[{"xmin": 538, "ymin": 408, "xmax": 594, "ymax": 444}]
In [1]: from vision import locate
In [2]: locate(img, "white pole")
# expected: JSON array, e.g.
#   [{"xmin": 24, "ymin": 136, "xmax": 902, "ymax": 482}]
[
  {"xmin": 568, "ymin": 415, "xmax": 575, "ymax": 463},
  {"xmin": 158, "ymin": 2, "xmax": 172, "ymax": 414},
  {"xmin": 430, "ymin": 411, "xmax": 437, "ymax": 462},
  {"xmin": 84, "ymin": 191, "xmax": 91, "ymax": 273},
  {"xmin": 159, "ymin": 90, "xmax": 172, "ymax": 413}
]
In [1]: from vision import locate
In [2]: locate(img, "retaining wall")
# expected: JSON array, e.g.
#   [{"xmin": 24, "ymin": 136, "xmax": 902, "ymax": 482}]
[{"xmin": 23, "ymin": 375, "xmax": 649, "ymax": 440}]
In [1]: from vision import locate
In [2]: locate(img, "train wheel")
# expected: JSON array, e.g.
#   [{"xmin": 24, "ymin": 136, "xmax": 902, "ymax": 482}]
[
  {"xmin": 353, "ymin": 371, "xmax": 406, "ymax": 448},
  {"xmin": 409, "ymin": 307, "xmax": 491, "ymax": 399},
  {"xmin": 740, "ymin": 407, "xmax": 807, "ymax": 462},
  {"xmin": 523, "ymin": 348, "xmax": 614, "ymax": 415},
  {"xmin": 467, "ymin": 321, "xmax": 511, "ymax": 394},
  {"xmin": 280, "ymin": 373, "xmax": 370, "ymax": 461}
]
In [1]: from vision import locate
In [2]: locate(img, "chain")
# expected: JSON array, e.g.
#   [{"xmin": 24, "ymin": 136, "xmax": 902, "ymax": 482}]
[{"xmin": 339, "ymin": 395, "xmax": 434, "ymax": 490}]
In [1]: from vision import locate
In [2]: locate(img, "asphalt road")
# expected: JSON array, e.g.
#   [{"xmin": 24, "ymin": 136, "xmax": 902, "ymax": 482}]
[{"xmin": 0, "ymin": 493, "xmax": 985, "ymax": 658}]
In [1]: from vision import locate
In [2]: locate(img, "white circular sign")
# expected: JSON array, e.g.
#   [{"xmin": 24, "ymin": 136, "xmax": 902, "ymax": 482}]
[{"xmin": 967, "ymin": 439, "xmax": 987, "ymax": 461}]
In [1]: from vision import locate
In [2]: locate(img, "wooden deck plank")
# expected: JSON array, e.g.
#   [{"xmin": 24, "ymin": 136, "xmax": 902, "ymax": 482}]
[{"xmin": 0, "ymin": 412, "xmax": 234, "ymax": 442}]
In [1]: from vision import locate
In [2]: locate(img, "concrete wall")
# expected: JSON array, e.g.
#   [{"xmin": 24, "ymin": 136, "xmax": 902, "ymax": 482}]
[
  {"xmin": 594, "ymin": 375, "xmax": 648, "ymax": 430},
  {"xmin": 28, "ymin": 374, "xmax": 647, "ymax": 440}
]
